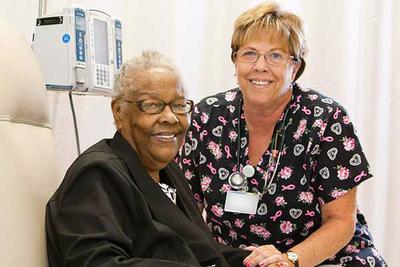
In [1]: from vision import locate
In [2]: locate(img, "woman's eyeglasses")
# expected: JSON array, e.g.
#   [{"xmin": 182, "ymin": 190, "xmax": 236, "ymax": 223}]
[{"xmin": 124, "ymin": 99, "xmax": 194, "ymax": 115}]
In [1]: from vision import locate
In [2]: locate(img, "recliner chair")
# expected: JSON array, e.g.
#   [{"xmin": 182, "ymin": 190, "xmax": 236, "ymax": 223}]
[{"xmin": 0, "ymin": 17, "xmax": 61, "ymax": 266}]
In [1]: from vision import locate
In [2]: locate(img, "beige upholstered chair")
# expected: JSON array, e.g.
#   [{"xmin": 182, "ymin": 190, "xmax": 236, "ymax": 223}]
[{"xmin": 0, "ymin": 18, "xmax": 60, "ymax": 266}]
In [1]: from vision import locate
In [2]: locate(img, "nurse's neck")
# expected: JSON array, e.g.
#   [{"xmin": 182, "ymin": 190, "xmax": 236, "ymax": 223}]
[{"xmin": 244, "ymin": 92, "xmax": 291, "ymax": 131}]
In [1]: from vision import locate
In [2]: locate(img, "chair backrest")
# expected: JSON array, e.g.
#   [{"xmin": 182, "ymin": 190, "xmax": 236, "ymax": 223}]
[{"xmin": 0, "ymin": 17, "xmax": 60, "ymax": 266}]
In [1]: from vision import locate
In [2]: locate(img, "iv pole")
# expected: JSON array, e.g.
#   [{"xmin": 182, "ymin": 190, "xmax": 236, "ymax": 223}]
[{"xmin": 38, "ymin": 0, "xmax": 47, "ymax": 17}]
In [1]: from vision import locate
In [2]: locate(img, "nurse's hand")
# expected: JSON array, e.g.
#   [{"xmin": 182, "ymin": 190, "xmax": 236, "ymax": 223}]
[{"xmin": 243, "ymin": 245, "xmax": 290, "ymax": 267}]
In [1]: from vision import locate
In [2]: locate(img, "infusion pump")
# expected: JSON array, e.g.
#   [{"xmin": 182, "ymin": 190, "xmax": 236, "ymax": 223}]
[{"xmin": 32, "ymin": 7, "xmax": 122, "ymax": 93}]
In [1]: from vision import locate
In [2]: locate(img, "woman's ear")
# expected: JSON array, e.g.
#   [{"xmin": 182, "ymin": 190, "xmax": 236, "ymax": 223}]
[{"xmin": 111, "ymin": 99, "xmax": 123, "ymax": 131}]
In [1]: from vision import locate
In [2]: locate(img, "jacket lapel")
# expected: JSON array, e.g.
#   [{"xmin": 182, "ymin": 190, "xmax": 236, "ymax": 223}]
[
  {"xmin": 109, "ymin": 132, "xmax": 195, "ymax": 225},
  {"xmin": 163, "ymin": 164, "xmax": 210, "ymax": 230}
]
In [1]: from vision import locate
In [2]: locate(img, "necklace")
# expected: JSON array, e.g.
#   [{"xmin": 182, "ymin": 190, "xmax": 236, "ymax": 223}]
[{"xmin": 228, "ymin": 98, "xmax": 290, "ymax": 194}]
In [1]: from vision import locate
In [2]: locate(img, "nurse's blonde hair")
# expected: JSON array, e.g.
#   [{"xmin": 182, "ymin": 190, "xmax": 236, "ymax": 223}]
[{"xmin": 231, "ymin": 1, "xmax": 308, "ymax": 62}]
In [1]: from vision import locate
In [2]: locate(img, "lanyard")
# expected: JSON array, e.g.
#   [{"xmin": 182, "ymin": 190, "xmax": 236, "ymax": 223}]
[{"xmin": 228, "ymin": 97, "xmax": 290, "ymax": 194}]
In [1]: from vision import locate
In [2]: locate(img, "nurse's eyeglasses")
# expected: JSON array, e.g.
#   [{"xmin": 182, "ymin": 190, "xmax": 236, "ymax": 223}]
[
  {"xmin": 124, "ymin": 99, "xmax": 194, "ymax": 115},
  {"xmin": 234, "ymin": 49, "xmax": 299, "ymax": 66}
]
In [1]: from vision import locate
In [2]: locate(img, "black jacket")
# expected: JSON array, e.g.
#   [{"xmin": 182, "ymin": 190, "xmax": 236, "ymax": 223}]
[{"xmin": 46, "ymin": 132, "xmax": 248, "ymax": 266}]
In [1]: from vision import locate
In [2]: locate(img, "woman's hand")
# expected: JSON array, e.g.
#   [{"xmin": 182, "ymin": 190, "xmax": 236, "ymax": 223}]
[{"xmin": 243, "ymin": 245, "xmax": 290, "ymax": 267}]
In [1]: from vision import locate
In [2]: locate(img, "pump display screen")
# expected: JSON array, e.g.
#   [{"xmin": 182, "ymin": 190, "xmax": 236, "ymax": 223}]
[
  {"xmin": 75, "ymin": 16, "xmax": 85, "ymax": 31},
  {"xmin": 94, "ymin": 19, "xmax": 109, "ymax": 65}
]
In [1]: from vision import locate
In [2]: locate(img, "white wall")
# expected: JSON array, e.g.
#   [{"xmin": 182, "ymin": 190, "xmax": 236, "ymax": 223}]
[{"xmin": 1, "ymin": 0, "xmax": 398, "ymax": 265}]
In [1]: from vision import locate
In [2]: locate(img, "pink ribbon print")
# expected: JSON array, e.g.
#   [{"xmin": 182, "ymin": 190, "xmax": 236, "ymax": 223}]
[
  {"xmin": 270, "ymin": 210, "xmax": 282, "ymax": 221},
  {"xmin": 224, "ymin": 145, "xmax": 232, "ymax": 159}
]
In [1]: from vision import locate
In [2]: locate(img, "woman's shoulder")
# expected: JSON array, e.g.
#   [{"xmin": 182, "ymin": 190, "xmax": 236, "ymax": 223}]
[
  {"xmin": 61, "ymin": 139, "xmax": 126, "ymax": 188},
  {"xmin": 76, "ymin": 140, "xmax": 121, "ymax": 167},
  {"xmin": 50, "ymin": 140, "xmax": 131, "ymax": 204}
]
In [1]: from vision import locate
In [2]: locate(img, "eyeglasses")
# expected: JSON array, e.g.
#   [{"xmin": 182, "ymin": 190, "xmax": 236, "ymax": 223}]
[
  {"xmin": 234, "ymin": 49, "xmax": 299, "ymax": 66},
  {"xmin": 124, "ymin": 99, "xmax": 194, "ymax": 115}
]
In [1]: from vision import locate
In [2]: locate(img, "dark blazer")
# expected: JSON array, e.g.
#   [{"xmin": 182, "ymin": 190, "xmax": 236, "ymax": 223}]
[{"xmin": 46, "ymin": 132, "xmax": 248, "ymax": 267}]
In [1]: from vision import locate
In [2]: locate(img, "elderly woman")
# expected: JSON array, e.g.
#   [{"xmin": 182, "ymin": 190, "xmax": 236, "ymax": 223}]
[
  {"xmin": 45, "ymin": 51, "xmax": 248, "ymax": 266},
  {"xmin": 177, "ymin": 2, "xmax": 387, "ymax": 267}
]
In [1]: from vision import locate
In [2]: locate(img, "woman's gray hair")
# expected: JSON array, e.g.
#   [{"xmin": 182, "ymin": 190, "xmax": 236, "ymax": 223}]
[{"xmin": 112, "ymin": 50, "xmax": 184, "ymax": 100}]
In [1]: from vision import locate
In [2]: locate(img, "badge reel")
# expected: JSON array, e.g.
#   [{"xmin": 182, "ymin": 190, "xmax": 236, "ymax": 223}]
[
  {"xmin": 225, "ymin": 165, "xmax": 259, "ymax": 214},
  {"xmin": 227, "ymin": 165, "xmax": 254, "ymax": 190}
]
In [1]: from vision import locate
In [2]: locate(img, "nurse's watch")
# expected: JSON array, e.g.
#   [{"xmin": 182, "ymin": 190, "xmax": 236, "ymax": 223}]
[{"xmin": 284, "ymin": 251, "xmax": 299, "ymax": 267}]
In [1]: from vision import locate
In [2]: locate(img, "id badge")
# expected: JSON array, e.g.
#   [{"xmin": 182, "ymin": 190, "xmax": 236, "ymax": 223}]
[{"xmin": 224, "ymin": 191, "xmax": 259, "ymax": 214}]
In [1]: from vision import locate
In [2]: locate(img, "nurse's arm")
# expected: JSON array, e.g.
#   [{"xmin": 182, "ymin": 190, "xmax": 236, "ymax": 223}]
[{"xmin": 287, "ymin": 187, "xmax": 357, "ymax": 267}]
